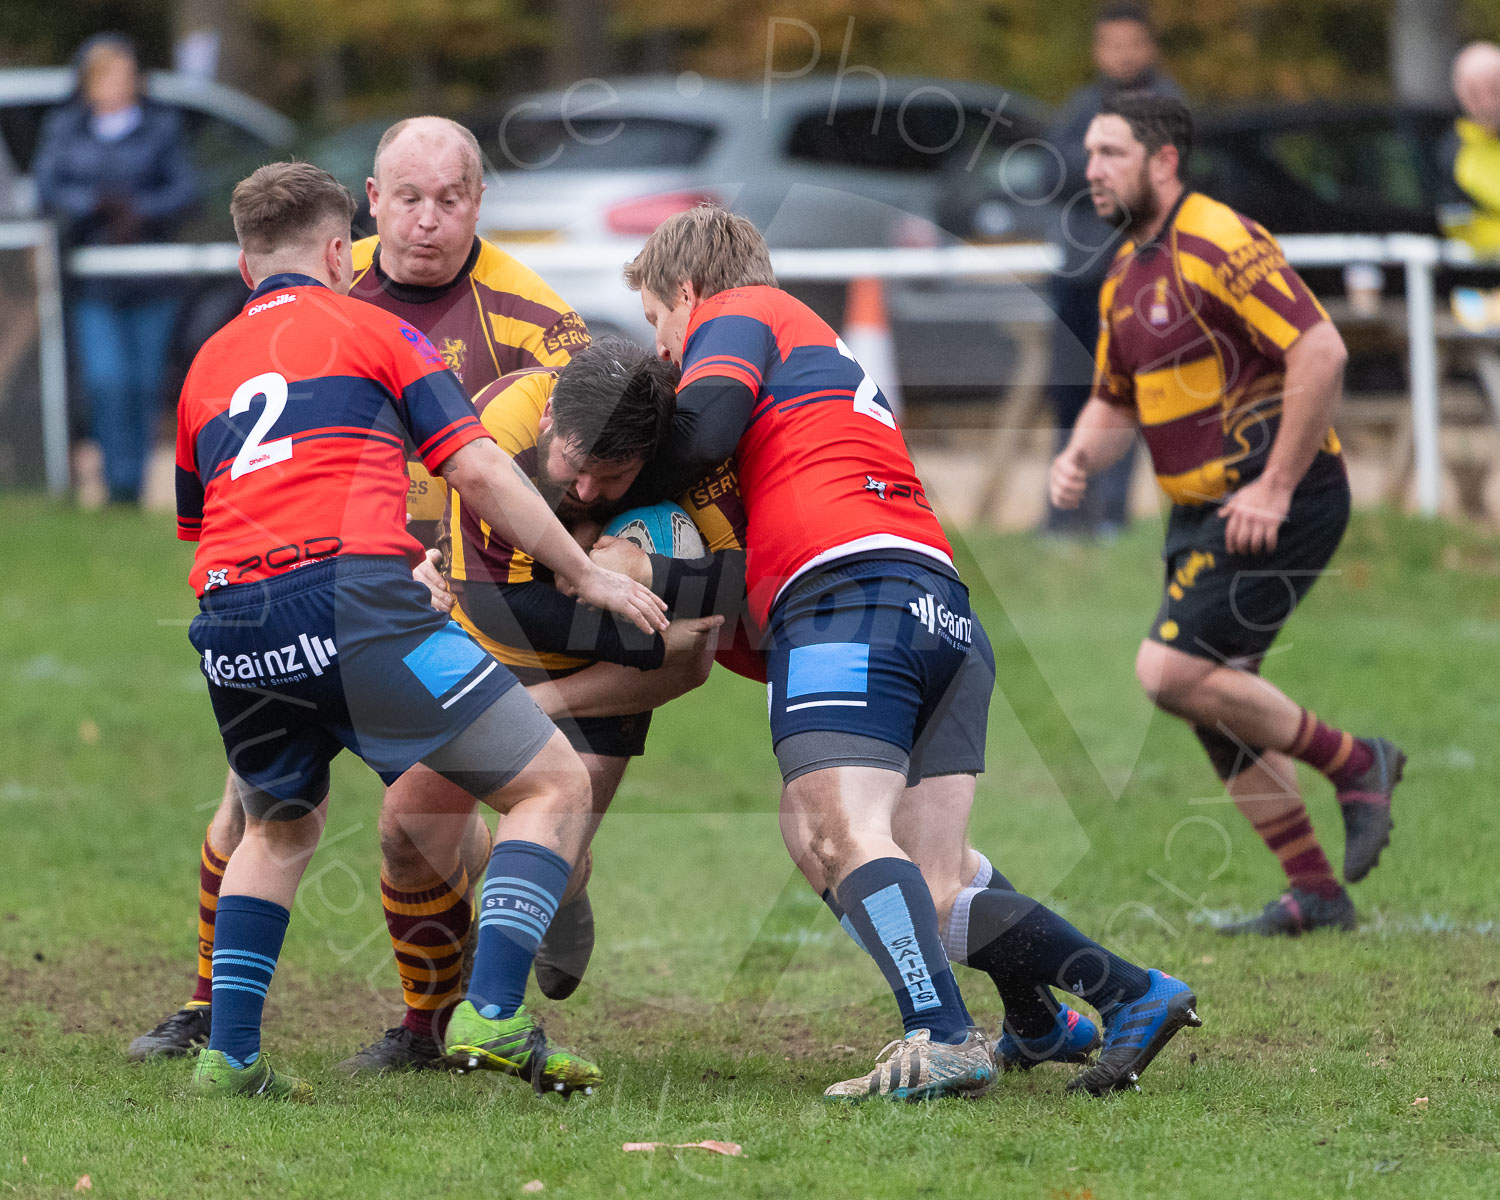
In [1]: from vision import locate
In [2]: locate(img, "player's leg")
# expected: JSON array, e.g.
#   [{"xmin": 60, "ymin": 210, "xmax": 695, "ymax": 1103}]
[
  {"xmin": 1141, "ymin": 487, "xmax": 1402, "ymax": 885},
  {"xmin": 531, "ymin": 746, "xmax": 630, "ymax": 1000},
  {"xmin": 127, "ymin": 770, "xmax": 245, "ymax": 1061},
  {"xmin": 337, "ymin": 765, "xmax": 480, "ymax": 1074},
  {"xmin": 894, "ymin": 774, "xmax": 1102, "ymax": 1070},
  {"xmin": 1204, "ymin": 741, "xmax": 1357, "ymax": 936},
  {"xmin": 1138, "ymin": 642, "xmax": 1401, "ymax": 885},
  {"xmin": 769, "ymin": 563, "xmax": 993, "ymax": 1102},
  {"xmin": 193, "ymin": 776, "xmax": 327, "ymax": 1102},
  {"xmin": 418, "ymin": 688, "xmax": 604, "ymax": 1095},
  {"xmin": 890, "ymin": 616, "xmax": 1195, "ymax": 1088}
]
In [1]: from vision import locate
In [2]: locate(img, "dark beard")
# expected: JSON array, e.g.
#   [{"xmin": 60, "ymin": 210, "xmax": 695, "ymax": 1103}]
[
  {"xmin": 1115, "ymin": 165, "xmax": 1161, "ymax": 240},
  {"xmin": 534, "ymin": 428, "xmax": 614, "ymax": 526}
]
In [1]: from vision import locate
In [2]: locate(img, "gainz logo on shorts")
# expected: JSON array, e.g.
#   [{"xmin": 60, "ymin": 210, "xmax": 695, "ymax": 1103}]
[
  {"xmin": 908, "ymin": 593, "xmax": 973, "ymax": 647},
  {"xmin": 201, "ymin": 632, "xmax": 338, "ymax": 688}
]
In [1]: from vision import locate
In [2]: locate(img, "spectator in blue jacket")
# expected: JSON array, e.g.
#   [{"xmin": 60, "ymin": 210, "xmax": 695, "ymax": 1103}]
[
  {"xmin": 1041, "ymin": 4, "xmax": 1182, "ymax": 538},
  {"xmin": 34, "ymin": 34, "xmax": 198, "ymax": 505}
]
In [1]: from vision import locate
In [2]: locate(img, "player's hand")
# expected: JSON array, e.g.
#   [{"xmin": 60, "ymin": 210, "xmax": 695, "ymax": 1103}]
[
  {"xmin": 588, "ymin": 535, "xmax": 654, "ymax": 587},
  {"xmin": 660, "ymin": 615, "xmax": 725, "ymax": 696},
  {"xmin": 1217, "ymin": 475, "xmax": 1292, "ymax": 555},
  {"xmin": 573, "ymin": 562, "xmax": 669, "ymax": 634},
  {"xmin": 1049, "ymin": 446, "xmax": 1089, "ymax": 510},
  {"xmin": 412, "ymin": 549, "xmax": 454, "ymax": 614}
]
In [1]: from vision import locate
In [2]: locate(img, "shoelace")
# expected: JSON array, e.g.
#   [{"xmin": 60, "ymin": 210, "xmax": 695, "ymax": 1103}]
[{"xmin": 523, "ymin": 1025, "xmax": 552, "ymax": 1096}]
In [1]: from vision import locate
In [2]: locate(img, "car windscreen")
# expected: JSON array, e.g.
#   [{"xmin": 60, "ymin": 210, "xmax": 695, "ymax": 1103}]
[{"xmin": 492, "ymin": 117, "xmax": 715, "ymax": 171}]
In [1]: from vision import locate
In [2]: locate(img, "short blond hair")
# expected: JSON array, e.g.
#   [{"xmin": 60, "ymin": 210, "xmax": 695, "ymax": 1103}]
[
  {"xmin": 623, "ymin": 205, "xmax": 776, "ymax": 304},
  {"xmin": 231, "ymin": 161, "xmax": 355, "ymax": 255}
]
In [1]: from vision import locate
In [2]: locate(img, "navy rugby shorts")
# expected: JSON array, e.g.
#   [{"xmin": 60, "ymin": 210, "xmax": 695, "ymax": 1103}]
[
  {"xmin": 765, "ymin": 556, "xmax": 976, "ymax": 777},
  {"xmin": 189, "ymin": 555, "xmax": 519, "ymax": 807}
]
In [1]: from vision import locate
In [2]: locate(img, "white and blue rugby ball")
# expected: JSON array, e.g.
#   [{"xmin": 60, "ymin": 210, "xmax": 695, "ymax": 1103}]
[{"xmin": 603, "ymin": 501, "xmax": 707, "ymax": 558}]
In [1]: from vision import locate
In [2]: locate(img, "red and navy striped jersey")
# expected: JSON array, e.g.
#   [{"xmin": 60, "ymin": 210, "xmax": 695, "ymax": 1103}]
[
  {"xmin": 175, "ymin": 273, "xmax": 492, "ymax": 597},
  {"xmin": 680, "ymin": 285, "xmax": 951, "ymax": 625}
]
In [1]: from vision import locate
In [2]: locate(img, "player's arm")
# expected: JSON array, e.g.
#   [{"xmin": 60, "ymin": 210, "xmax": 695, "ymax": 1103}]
[
  {"xmin": 467, "ymin": 577, "xmax": 665, "ymax": 669},
  {"xmin": 637, "ymin": 377, "xmax": 756, "ymax": 500},
  {"xmin": 1051, "ymin": 396, "xmax": 1139, "ymax": 509},
  {"xmin": 1050, "ymin": 287, "xmax": 1138, "ymax": 510},
  {"xmin": 1214, "ymin": 235, "xmax": 1347, "ymax": 554},
  {"xmin": 590, "ymin": 535, "xmax": 748, "ymax": 621},
  {"xmin": 439, "ymin": 438, "xmax": 666, "ymax": 633},
  {"xmin": 1219, "ymin": 320, "xmax": 1348, "ymax": 554},
  {"xmin": 174, "ymin": 378, "xmax": 205, "ymax": 542},
  {"xmin": 523, "ymin": 617, "xmax": 724, "ymax": 720}
]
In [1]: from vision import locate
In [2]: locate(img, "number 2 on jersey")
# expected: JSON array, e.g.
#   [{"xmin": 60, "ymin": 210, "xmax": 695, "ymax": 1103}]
[
  {"xmin": 229, "ymin": 372, "xmax": 293, "ymax": 479},
  {"xmin": 834, "ymin": 337, "xmax": 897, "ymax": 430}
]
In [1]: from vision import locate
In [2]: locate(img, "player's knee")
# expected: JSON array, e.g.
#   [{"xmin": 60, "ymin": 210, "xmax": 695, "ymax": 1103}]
[
  {"xmin": 806, "ymin": 812, "xmax": 858, "ymax": 886},
  {"xmin": 376, "ymin": 806, "xmax": 429, "ymax": 879},
  {"xmin": 1135, "ymin": 642, "xmax": 1199, "ymax": 716},
  {"xmin": 534, "ymin": 750, "xmax": 593, "ymax": 815}
]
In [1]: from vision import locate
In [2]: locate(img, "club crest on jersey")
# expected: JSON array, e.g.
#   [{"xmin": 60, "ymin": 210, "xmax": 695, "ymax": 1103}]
[
  {"xmin": 908, "ymin": 593, "xmax": 973, "ymax": 648},
  {"xmin": 864, "ymin": 475, "xmax": 889, "ymax": 499},
  {"xmin": 1148, "ymin": 277, "xmax": 1171, "ymax": 326},
  {"xmin": 440, "ymin": 337, "xmax": 466, "ymax": 374}
]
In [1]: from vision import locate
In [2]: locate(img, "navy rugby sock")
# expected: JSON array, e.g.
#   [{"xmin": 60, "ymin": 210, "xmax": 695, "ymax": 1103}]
[
  {"xmin": 837, "ymin": 858, "xmax": 973, "ymax": 1044},
  {"xmin": 964, "ymin": 889, "xmax": 1150, "ymax": 1017},
  {"xmin": 208, "ymin": 895, "xmax": 289, "ymax": 1068},
  {"xmin": 467, "ymin": 840, "xmax": 570, "ymax": 1020}
]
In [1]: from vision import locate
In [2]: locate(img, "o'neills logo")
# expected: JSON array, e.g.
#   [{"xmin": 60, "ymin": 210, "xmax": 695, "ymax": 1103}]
[
  {"xmin": 247, "ymin": 293, "xmax": 297, "ymax": 316},
  {"xmin": 202, "ymin": 632, "xmax": 337, "ymax": 688}
]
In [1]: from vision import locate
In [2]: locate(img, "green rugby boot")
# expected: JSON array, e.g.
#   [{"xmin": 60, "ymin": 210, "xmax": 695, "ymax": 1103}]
[
  {"xmin": 442, "ymin": 1000, "xmax": 602, "ymax": 1098},
  {"xmin": 193, "ymin": 1049, "xmax": 312, "ymax": 1101}
]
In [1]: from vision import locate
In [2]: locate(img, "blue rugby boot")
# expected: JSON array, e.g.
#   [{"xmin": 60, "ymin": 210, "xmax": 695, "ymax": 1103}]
[
  {"xmin": 996, "ymin": 1005, "xmax": 1101, "ymax": 1071},
  {"xmin": 1065, "ymin": 970, "xmax": 1200, "ymax": 1096}
]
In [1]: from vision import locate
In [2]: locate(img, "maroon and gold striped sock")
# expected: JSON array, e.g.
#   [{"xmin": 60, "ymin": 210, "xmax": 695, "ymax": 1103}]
[
  {"xmin": 1249, "ymin": 806, "xmax": 1342, "ymax": 899},
  {"xmin": 1288, "ymin": 709, "xmax": 1374, "ymax": 790},
  {"xmin": 381, "ymin": 867, "xmax": 471, "ymax": 1039},
  {"xmin": 190, "ymin": 830, "xmax": 229, "ymax": 1006}
]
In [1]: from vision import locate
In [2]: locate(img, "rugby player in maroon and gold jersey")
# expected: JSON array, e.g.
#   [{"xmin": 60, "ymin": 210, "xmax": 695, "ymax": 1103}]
[
  {"xmin": 625, "ymin": 205, "xmax": 1199, "ymax": 1100},
  {"xmin": 1050, "ymin": 93, "xmax": 1405, "ymax": 936}
]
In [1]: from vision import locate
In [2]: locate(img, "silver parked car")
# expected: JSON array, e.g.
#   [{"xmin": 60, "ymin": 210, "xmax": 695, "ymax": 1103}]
[
  {"xmin": 467, "ymin": 75, "xmax": 1058, "ymax": 402},
  {"xmin": 0, "ymin": 67, "xmax": 296, "ymax": 233}
]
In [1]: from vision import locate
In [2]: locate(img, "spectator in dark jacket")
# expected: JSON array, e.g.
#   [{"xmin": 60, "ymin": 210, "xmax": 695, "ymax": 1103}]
[
  {"xmin": 34, "ymin": 34, "xmax": 198, "ymax": 505},
  {"xmin": 1042, "ymin": 3, "xmax": 1182, "ymax": 537}
]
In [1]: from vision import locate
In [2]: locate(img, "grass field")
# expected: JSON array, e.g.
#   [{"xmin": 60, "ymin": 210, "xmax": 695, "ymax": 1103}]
[{"xmin": 1, "ymin": 496, "xmax": 1498, "ymax": 1199}]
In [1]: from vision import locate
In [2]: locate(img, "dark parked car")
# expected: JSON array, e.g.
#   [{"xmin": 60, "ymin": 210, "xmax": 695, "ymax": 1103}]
[{"xmin": 1190, "ymin": 102, "xmax": 1454, "ymax": 238}]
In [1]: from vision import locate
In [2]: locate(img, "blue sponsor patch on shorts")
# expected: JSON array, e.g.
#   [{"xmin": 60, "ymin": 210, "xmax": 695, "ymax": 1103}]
[
  {"xmin": 786, "ymin": 642, "xmax": 869, "ymax": 698},
  {"xmin": 403, "ymin": 622, "xmax": 490, "ymax": 699}
]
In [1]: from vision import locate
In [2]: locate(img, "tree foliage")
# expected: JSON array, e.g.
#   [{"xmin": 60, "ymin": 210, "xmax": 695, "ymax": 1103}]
[{"xmin": 615, "ymin": 0, "xmax": 1500, "ymax": 107}]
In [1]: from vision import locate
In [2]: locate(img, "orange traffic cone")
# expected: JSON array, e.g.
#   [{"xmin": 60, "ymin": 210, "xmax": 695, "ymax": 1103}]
[{"xmin": 842, "ymin": 276, "xmax": 903, "ymax": 421}]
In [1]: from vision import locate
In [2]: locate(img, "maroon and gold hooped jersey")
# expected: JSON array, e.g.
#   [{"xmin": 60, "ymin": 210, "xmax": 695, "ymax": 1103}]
[
  {"xmin": 175, "ymin": 273, "xmax": 491, "ymax": 597},
  {"xmin": 1094, "ymin": 192, "xmax": 1342, "ymax": 507}
]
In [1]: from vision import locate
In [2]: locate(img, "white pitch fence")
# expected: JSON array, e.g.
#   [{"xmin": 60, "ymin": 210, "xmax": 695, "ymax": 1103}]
[{"xmin": 7, "ymin": 228, "xmax": 1495, "ymax": 515}]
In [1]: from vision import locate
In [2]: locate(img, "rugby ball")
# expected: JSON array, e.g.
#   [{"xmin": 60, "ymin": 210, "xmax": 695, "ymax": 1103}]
[{"xmin": 602, "ymin": 501, "xmax": 707, "ymax": 558}]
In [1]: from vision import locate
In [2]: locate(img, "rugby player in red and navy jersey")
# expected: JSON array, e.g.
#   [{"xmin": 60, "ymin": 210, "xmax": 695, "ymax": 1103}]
[
  {"xmin": 176, "ymin": 162, "xmax": 665, "ymax": 1100},
  {"xmin": 624, "ymin": 206, "xmax": 1200, "ymax": 1099}
]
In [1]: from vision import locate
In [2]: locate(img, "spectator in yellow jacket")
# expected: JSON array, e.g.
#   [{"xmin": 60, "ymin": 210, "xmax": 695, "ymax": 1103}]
[{"xmin": 1442, "ymin": 41, "xmax": 1500, "ymax": 255}]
